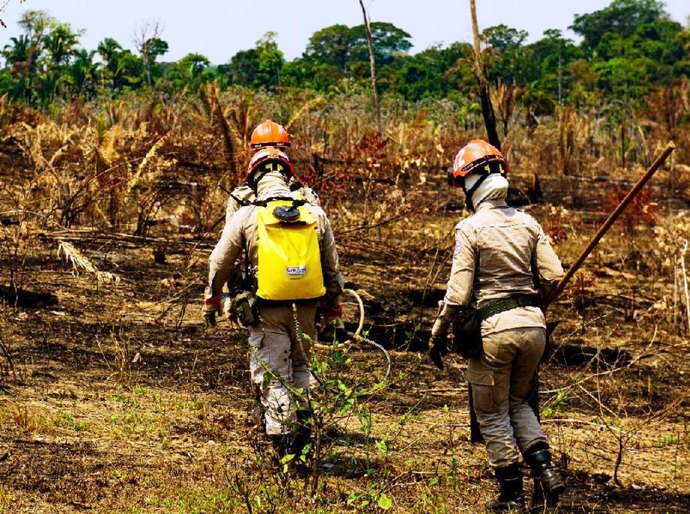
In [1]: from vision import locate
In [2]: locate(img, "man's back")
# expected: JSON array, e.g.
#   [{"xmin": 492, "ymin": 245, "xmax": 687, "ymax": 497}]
[
  {"xmin": 446, "ymin": 199, "xmax": 563, "ymax": 334},
  {"xmin": 459, "ymin": 201, "xmax": 544, "ymax": 303},
  {"xmin": 210, "ymin": 200, "xmax": 342, "ymax": 302}
]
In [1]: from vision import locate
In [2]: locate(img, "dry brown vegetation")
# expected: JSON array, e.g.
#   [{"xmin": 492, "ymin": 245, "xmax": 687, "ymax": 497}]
[{"xmin": 0, "ymin": 87, "xmax": 689, "ymax": 513}]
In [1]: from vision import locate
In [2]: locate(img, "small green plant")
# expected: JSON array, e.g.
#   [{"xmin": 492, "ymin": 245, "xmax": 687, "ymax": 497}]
[
  {"xmin": 232, "ymin": 316, "xmax": 402, "ymax": 509},
  {"xmin": 51, "ymin": 409, "xmax": 87, "ymax": 431},
  {"xmin": 655, "ymin": 434, "xmax": 679, "ymax": 447},
  {"xmin": 543, "ymin": 390, "xmax": 569, "ymax": 418}
]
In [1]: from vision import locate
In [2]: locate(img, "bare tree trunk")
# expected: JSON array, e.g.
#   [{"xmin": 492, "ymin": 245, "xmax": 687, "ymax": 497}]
[
  {"xmin": 358, "ymin": 0, "xmax": 382, "ymax": 134},
  {"xmin": 134, "ymin": 21, "xmax": 163, "ymax": 87},
  {"xmin": 469, "ymin": 0, "xmax": 500, "ymax": 150}
]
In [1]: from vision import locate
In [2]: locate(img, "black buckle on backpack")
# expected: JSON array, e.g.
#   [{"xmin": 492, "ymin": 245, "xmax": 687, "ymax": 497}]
[
  {"xmin": 266, "ymin": 198, "xmax": 307, "ymax": 224},
  {"xmin": 273, "ymin": 204, "xmax": 301, "ymax": 223}
]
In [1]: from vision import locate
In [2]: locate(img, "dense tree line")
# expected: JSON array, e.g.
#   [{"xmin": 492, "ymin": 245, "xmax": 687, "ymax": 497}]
[{"xmin": 0, "ymin": 0, "xmax": 688, "ymax": 114}]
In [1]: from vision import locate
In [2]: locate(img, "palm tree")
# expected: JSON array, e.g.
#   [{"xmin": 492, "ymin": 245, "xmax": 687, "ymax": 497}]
[
  {"xmin": 38, "ymin": 23, "xmax": 83, "ymax": 104},
  {"xmin": 2, "ymin": 34, "xmax": 38, "ymax": 104},
  {"xmin": 96, "ymin": 37, "xmax": 123, "ymax": 91},
  {"xmin": 68, "ymin": 49, "xmax": 97, "ymax": 97},
  {"xmin": 97, "ymin": 37, "xmax": 122, "ymax": 67},
  {"xmin": 44, "ymin": 23, "xmax": 81, "ymax": 66}
]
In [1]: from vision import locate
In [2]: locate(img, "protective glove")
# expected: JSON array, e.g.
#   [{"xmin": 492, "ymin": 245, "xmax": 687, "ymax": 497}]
[
  {"xmin": 203, "ymin": 286, "xmax": 221, "ymax": 328},
  {"xmin": 429, "ymin": 333, "xmax": 449, "ymax": 370},
  {"xmin": 319, "ymin": 303, "xmax": 344, "ymax": 341},
  {"xmin": 322, "ymin": 303, "xmax": 343, "ymax": 327},
  {"xmin": 225, "ymin": 310, "xmax": 243, "ymax": 331}
]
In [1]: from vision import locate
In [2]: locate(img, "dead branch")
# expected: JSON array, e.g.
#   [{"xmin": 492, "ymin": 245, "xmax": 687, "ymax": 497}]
[{"xmin": 37, "ymin": 229, "xmax": 216, "ymax": 251}]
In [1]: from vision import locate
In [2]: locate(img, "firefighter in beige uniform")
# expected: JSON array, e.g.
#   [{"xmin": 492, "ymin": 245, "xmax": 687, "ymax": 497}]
[
  {"xmin": 205, "ymin": 148, "xmax": 343, "ymax": 456},
  {"xmin": 223, "ymin": 120, "xmax": 320, "ymax": 318},
  {"xmin": 429, "ymin": 140, "xmax": 566, "ymax": 512}
]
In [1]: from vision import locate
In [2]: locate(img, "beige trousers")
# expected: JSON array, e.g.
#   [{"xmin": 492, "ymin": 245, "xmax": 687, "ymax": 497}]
[
  {"xmin": 248, "ymin": 302, "xmax": 317, "ymax": 435},
  {"xmin": 467, "ymin": 327, "xmax": 547, "ymax": 467}
]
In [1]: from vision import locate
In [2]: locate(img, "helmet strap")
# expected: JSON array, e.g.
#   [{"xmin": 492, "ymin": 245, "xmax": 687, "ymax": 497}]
[
  {"xmin": 462, "ymin": 162, "xmax": 507, "ymax": 211},
  {"xmin": 462, "ymin": 172, "xmax": 488, "ymax": 212},
  {"xmin": 248, "ymin": 169, "xmax": 268, "ymax": 191},
  {"xmin": 249, "ymin": 161, "xmax": 292, "ymax": 191}
]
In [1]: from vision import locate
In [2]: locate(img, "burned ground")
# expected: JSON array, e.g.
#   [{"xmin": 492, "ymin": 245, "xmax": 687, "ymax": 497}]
[{"xmin": 0, "ymin": 176, "xmax": 688, "ymax": 514}]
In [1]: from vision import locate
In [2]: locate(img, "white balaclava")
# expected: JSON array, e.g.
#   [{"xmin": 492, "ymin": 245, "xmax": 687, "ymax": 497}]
[
  {"xmin": 255, "ymin": 170, "xmax": 291, "ymax": 201},
  {"xmin": 463, "ymin": 172, "xmax": 509, "ymax": 210}
]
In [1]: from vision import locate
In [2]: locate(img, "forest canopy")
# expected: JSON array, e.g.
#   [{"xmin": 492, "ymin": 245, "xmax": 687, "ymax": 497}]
[{"xmin": 0, "ymin": 0, "xmax": 687, "ymax": 112}]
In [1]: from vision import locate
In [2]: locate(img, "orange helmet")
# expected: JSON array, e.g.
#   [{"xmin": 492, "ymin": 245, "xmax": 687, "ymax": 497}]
[
  {"xmin": 250, "ymin": 120, "xmax": 291, "ymax": 150},
  {"xmin": 246, "ymin": 147, "xmax": 294, "ymax": 189},
  {"xmin": 450, "ymin": 139, "xmax": 508, "ymax": 186}
]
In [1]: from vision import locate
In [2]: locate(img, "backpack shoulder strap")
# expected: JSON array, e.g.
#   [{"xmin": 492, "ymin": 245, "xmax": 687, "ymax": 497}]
[
  {"xmin": 230, "ymin": 193, "xmax": 251, "ymax": 207},
  {"xmin": 252, "ymin": 195, "xmax": 296, "ymax": 207}
]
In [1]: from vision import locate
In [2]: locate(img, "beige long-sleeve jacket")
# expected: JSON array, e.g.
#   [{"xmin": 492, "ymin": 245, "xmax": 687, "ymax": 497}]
[
  {"xmin": 209, "ymin": 197, "xmax": 343, "ymax": 304},
  {"xmin": 440, "ymin": 199, "xmax": 564, "ymax": 335}
]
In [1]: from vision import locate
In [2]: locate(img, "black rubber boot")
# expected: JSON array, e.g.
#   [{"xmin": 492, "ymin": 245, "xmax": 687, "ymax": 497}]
[
  {"xmin": 485, "ymin": 462, "xmax": 525, "ymax": 513},
  {"xmin": 291, "ymin": 410, "xmax": 312, "ymax": 458},
  {"xmin": 524, "ymin": 442, "xmax": 565, "ymax": 507},
  {"xmin": 270, "ymin": 434, "xmax": 290, "ymax": 460},
  {"xmin": 251, "ymin": 400, "xmax": 265, "ymax": 429}
]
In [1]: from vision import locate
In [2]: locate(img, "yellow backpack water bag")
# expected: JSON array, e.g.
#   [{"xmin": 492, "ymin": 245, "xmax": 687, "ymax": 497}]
[{"xmin": 255, "ymin": 200, "xmax": 326, "ymax": 301}]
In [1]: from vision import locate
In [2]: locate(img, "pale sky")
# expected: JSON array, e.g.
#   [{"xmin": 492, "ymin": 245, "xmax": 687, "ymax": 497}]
[{"xmin": 1, "ymin": 0, "xmax": 689, "ymax": 64}]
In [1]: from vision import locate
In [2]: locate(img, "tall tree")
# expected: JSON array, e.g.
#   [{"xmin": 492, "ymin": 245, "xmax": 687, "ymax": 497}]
[
  {"xmin": 96, "ymin": 37, "xmax": 143, "ymax": 92},
  {"xmin": 350, "ymin": 21, "xmax": 412, "ymax": 65},
  {"xmin": 481, "ymin": 24, "xmax": 529, "ymax": 85},
  {"xmin": 42, "ymin": 22, "xmax": 83, "ymax": 103},
  {"xmin": 140, "ymin": 37, "xmax": 169, "ymax": 86},
  {"xmin": 1, "ymin": 34, "xmax": 35, "ymax": 103},
  {"xmin": 226, "ymin": 32, "xmax": 284, "ymax": 90},
  {"xmin": 44, "ymin": 23, "xmax": 82, "ymax": 66},
  {"xmin": 304, "ymin": 24, "xmax": 353, "ymax": 76},
  {"xmin": 67, "ymin": 48, "xmax": 97, "ymax": 97},
  {"xmin": 527, "ymin": 29, "xmax": 582, "ymax": 106},
  {"xmin": 469, "ymin": 0, "xmax": 500, "ymax": 149},
  {"xmin": 390, "ymin": 42, "xmax": 474, "ymax": 100},
  {"xmin": 1, "ymin": 10, "xmax": 83, "ymax": 105},
  {"xmin": 163, "ymin": 53, "xmax": 213, "ymax": 92},
  {"xmin": 571, "ymin": 0, "xmax": 685, "ymax": 98},
  {"xmin": 358, "ymin": 0, "xmax": 381, "ymax": 134},
  {"xmin": 134, "ymin": 22, "xmax": 168, "ymax": 86},
  {"xmin": 571, "ymin": 0, "xmax": 666, "ymax": 56}
]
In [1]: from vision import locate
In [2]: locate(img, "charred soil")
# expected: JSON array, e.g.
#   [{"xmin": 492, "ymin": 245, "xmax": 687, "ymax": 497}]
[{"xmin": 0, "ymin": 177, "xmax": 689, "ymax": 513}]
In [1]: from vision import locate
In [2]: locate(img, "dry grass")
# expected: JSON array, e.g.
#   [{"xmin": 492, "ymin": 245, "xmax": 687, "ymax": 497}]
[{"xmin": 57, "ymin": 240, "xmax": 121, "ymax": 284}]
